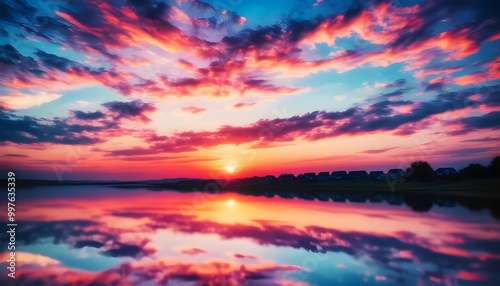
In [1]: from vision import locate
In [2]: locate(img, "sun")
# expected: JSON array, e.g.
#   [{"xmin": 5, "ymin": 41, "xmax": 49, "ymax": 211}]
[
  {"xmin": 225, "ymin": 163, "xmax": 236, "ymax": 173},
  {"xmin": 226, "ymin": 198, "xmax": 235, "ymax": 207}
]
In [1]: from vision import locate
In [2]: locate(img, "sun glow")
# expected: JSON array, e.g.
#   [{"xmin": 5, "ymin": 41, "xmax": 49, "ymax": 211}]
[
  {"xmin": 225, "ymin": 163, "xmax": 236, "ymax": 173},
  {"xmin": 226, "ymin": 199, "xmax": 235, "ymax": 207}
]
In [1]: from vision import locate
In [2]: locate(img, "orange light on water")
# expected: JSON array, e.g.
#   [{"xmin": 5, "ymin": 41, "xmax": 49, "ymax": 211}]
[{"xmin": 226, "ymin": 198, "xmax": 235, "ymax": 207}]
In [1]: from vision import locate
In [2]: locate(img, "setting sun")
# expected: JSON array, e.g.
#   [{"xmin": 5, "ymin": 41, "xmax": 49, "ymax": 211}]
[
  {"xmin": 225, "ymin": 164, "xmax": 236, "ymax": 173},
  {"xmin": 226, "ymin": 199, "xmax": 235, "ymax": 207}
]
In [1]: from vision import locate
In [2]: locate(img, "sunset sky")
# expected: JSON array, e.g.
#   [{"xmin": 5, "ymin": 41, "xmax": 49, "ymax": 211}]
[{"xmin": 0, "ymin": 0, "xmax": 499, "ymax": 180}]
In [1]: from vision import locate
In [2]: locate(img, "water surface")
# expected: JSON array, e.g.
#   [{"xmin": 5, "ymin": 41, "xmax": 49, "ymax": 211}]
[{"xmin": 1, "ymin": 186, "xmax": 499, "ymax": 286}]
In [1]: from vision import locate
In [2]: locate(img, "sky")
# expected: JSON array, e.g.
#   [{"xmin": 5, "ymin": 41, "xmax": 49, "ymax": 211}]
[{"xmin": 0, "ymin": 0, "xmax": 499, "ymax": 180}]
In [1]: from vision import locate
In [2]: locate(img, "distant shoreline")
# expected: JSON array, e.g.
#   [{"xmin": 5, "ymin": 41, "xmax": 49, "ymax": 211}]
[{"xmin": 5, "ymin": 177, "xmax": 500, "ymax": 198}]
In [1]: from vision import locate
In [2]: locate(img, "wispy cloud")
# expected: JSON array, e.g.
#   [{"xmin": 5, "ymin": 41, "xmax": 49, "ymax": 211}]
[
  {"xmin": 180, "ymin": 106, "xmax": 207, "ymax": 114},
  {"xmin": 233, "ymin": 102, "xmax": 256, "ymax": 109},
  {"xmin": 361, "ymin": 147, "xmax": 398, "ymax": 154}
]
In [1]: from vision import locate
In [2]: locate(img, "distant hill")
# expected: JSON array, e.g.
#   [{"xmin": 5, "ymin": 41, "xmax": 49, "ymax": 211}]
[{"xmin": 139, "ymin": 178, "xmax": 204, "ymax": 184}]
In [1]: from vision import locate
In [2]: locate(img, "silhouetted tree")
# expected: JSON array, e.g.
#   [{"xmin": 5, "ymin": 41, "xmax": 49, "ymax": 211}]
[
  {"xmin": 404, "ymin": 195, "xmax": 434, "ymax": 212},
  {"xmin": 488, "ymin": 156, "xmax": 500, "ymax": 177},
  {"xmin": 460, "ymin": 163, "xmax": 488, "ymax": 178},
  {"xmin": 459, "ymin": 197, "xmax": 485, "ymax": 211},
  {"xmin": 488, "ymin": 205, "xmax": 500, "ymax": 221},
  {"xmin": 405, "ymin": 161, "xmax": 434, "ymax": 182}
]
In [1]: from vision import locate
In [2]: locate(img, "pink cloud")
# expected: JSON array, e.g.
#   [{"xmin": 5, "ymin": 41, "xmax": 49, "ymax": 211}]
[
  {"xmin": 180, "ymin": 106, "xmax": 207, "ymax": 114},
  {"xmin": 233, "ymin": 253, "xmax": 257, "ymax": 259},
  {"xmin": 233, "ymin": 102, "xmax": 257, "ymax": 109},
  {"xmin": 169, "ymin": 6, "xmax": 191, "ymax": 24},
  {"xmin": 375, "ymin": 275, "xmax": 387, "ymax": 281},
  {"xmin": 312, "ymin": 0, "xmax": 324, "ymax": 7},
  {"xmin": 179, "ymin": 247, "xmax": 208, "ymax": 255}
]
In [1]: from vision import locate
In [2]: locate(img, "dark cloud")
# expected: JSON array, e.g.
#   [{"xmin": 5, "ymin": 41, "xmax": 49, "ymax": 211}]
[
  {"xmin": 0, "ymin": 112, "xmax": 103, "ymax": 145},
  {"xmin": 127, "ymin": 0, "xmax": 173, "ymax": 22},
  {"xmin": 0, "ymin": 1, "xmax": 117, "ymax": 58},
  {"xmin": 72, "ymin": 110, "xmax": 106, "ymax": 120},
  {"xmin": 222, "ymin": 24, "xmax": 285, "ymax": 52},
  {"xmin": 115, "ymin": 155, "xmax": 179, "ymax": 161},
  {"xmin": 16, "ymin": 219, "xmax": 154, "ymax": 258},
  {"xmin": 102, "ymin": 242, "xmax": 155, "ymax": 258},
  {"xmin": 361, "ymin": 147, "xmax": 398, "ymax": 154},
  {"xmin": 366, "ymin": 100, "xmax": 413, "ymax": 116},
  {"xmin": 460, "ymin": 111, "xmax": 500, "ymax": 130},
  {"xmin": 434, "ymin": 147, "xmax": 493, "ymax": 157},
  {"xmin": 390, "ymin": 0, "xmax": 500, "ymax": 51},
  {"xmin": 34, "ymin": 49, "xmax": 78, "ymax": 72},
  {"xmin": 460, "ymin": 137, "xmax": 499, "ymax": 143},
  {"xmin": 217, "ymin": 10, "xmax": 246, "ymax": 28},
  {"xmin": 381, "ymin": 88, "xmax": 411, "ymax": 98},
  {"xmin": 283, "ymin": 18, "xmax": 322, "ymax": 43},
  {"xmin": 74, "ymin": 240, "xmax": 104, "ymax": 249},
  {"xmin": 0, "ymin": 44, "xmax": 45, "ymax": 78},
  {"xmin": 242, "ymin": 77, "xmax": 300, "ymax": 94},
  {"xmin": 424, "ymin": 82, "xmax": 445, "ymax": 92},
  {"xmin": 171, "ymin": 77, "xmax": 203, "ymax": 88},
  {"xmin": 0, "ymin": 0, "xmax": 37, "ymax": 27},
  {"xmin": 191, "ymin": 0, "xmax": 216, "ymax": 12},
  {"xmin": 0, "ymin": 44, "xmax": 135, "ymax": 97},
  {"xmin": 102, "ymin": 100, "xmax": 157, "ymax": 122},
  {"xmin": 0, "ymin": 100, "xmax": 156, "ymax": 145},
  {"xmin": 16, "ymin": 219, "xmax": 110, "ymax": 245},
  {"xmin": 196, "ymin": 16, "xmax": 218, "ymax": 29},
  {"xmin": 3, "ymin": 153, "xmax": 29, "ymax": 157},
  {"xmin": 452, "ymin": 234, "xmax": 500, "ymax": 255},
  {"xmin": 385, "ymin": 78, "xmax": 407, "ymax": 88},
  {"xmin": 107, "ymin": 148, "xmax": 158, "ymax": 156}
]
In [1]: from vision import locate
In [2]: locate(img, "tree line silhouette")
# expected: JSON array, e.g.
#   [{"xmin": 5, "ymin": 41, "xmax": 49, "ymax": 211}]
[{"xmin": 406, "ymin": 156, "xmax": 500, "ymax": 181}]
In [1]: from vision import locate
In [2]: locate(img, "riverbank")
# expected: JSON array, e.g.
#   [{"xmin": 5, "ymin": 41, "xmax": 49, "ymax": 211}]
[
  {"xmin": 5, "ymin": 177, "xmax": 500, "ymax": 198},
  {"xmin": 223, "ymin": 178, "xmax": 500, "ymax": 198}
]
